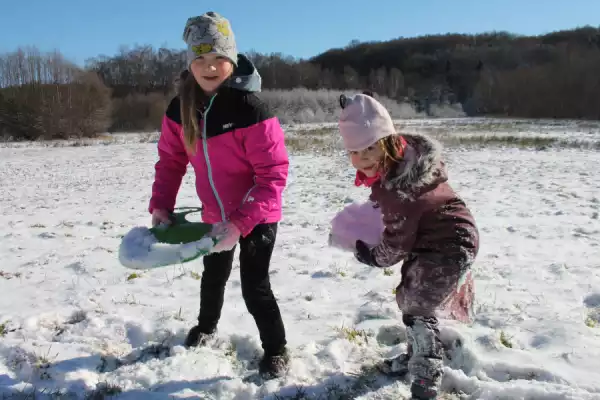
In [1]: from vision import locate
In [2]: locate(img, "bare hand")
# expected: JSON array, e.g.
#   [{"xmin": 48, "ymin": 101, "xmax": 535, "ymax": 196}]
[
  {"xmin": 210, "ymin": 222, "xmax": 241, "ymax": 253},
  {"xmin": 151, "ymin": 209, "xmax": 172, "ymax": 227}
]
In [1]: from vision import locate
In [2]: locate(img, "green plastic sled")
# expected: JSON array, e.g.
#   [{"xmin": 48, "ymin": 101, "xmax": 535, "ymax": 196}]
[
  {"xmin": 150, "ymin": 207, "xmax": 214, "ymax": 244},
  {"xmin": 119, "ymin": 207, "xmax": 220, "ymax": 269}
]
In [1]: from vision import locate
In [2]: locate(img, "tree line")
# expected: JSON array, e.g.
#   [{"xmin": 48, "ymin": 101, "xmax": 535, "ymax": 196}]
[{"xmin": 1, "ymin": 25, "xmax": 599, "ymax": 141}]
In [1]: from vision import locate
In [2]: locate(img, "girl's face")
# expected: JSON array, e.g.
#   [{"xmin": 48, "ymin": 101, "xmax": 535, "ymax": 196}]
[
  {"xmin": 190, "ymin": 54, "xmax": 234, "ymax": 95},
  {"xmin": 349, "ymin": 144, "xmax": 384, "ymax": 177}
]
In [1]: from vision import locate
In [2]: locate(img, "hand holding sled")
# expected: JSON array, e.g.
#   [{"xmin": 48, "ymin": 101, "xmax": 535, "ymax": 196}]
[{"xmin": 118, "ymin": 207, "xmax": 221, "ymax": 269}]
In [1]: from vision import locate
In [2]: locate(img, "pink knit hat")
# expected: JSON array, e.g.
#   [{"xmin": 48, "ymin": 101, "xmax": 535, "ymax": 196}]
[{"xmin": 338, "ymin": 93, "xmax": 396, "ymax": 151}]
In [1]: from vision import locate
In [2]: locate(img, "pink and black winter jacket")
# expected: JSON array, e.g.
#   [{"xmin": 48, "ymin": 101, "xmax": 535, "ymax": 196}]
[{"xmin": 148, "ymin": 54, "xmax": 289, "ymax": 237}]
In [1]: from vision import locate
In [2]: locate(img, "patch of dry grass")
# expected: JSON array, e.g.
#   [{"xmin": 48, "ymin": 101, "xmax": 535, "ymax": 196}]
[
  {"xmin": 284, "ymin": 128, "xmax": 340, "ymax": 153},
  {"xmin": 437, "ymin": 134, "xmax": 600, "ymax": 150}
]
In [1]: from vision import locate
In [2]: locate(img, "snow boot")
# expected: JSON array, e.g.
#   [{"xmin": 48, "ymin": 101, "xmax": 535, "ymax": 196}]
[
  {"xmin": 258, "ymin": 347, "xmax": 290, "ymax": 379},
  {"xmin": 404, "ymin": 315, "xmax": 443, "ymax": 400},
  {"xmin": 184, "ymin": 326, "xmax": 215, "ymax": 348},
  {"xmin": 410, "ymin": 378, "xmax": 439, "ymax": 399},
  {"xmin": 377, "ymin": 342, "xmax": 412, "ymax": 377}
]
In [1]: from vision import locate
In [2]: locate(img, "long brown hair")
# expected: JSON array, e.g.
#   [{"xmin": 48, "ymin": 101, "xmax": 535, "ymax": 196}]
[{"xmin": 178, "ymin": 70, "xmax": 203, "ymax": 154}]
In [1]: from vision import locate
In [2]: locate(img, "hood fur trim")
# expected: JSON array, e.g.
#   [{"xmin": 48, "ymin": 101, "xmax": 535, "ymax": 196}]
[{"xmin": 382, "ymin": 133, "xmax": 446, "ymax": 197}]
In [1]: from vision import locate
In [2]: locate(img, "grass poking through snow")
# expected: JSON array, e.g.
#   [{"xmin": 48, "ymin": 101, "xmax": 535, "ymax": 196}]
[
  {"xmin": 437, "ymin": 135, "xmax": 600, "ymax": 150},
  {"xmin": 335, "ymin": 325, "xmax": 372, "ymax": 344},
  {"xmin": 500, "ymin": 330, "xmax": 514, "ymax": 348},
  {"xmin": 585, "ymin": 308, "xmax": 600, "ymax": 328},
  {"xmin": 126, "ymin": 272, "xmax": 142, "ymax": 281}
]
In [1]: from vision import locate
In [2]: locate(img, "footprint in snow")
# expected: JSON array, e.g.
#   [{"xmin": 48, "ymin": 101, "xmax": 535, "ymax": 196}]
[
  {"xmin": 363, "ymin": 290, "xmax": 389, "ymax": 303},
  {"xmin": 355, "ymin": 301, "xmax": 399, "ymax": 324},
  {"xmin": 375, "ymin": 324, "xmax": 407, "ymax": 346},
  {"xmin": 583, "ymin": 293, "xmax": 600, "ymax": 327},
  {"xmin": 548, "ymin": 262, "xmax": 570, "ymax": 276},
  {"xmin": 530, "ymin": 334, "xmax": 553, "ymax": 349},
  {"xmin": 65, "ymin": 261, "xmax": 88, "ymax": 274},
  {"xmin": 573, "ymin": 227, "xmax": 599, "ymax": 236},
  {"xmin": 38, "ymin": 232, "xmax": 56, "ymax": 239},
  {"xmin": 583, "ymin": 293, "xmax": 600, "ymax": 308},
  {"xmin": 311, "ymin": 270, "xmax": 336, "ymax": 279}
]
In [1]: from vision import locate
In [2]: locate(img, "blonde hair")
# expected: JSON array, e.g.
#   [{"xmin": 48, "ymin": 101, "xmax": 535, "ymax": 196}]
[
  {"xmin": 178, "ymin": 71, "xmax": 203, "ymax": 154},
  {"xmin": 177, "ymin": 67, "xmax": 233, "ymax": 154},
  {"xmin": 376, "ymin": 134, "xmax": 405, "ymax": 172}
]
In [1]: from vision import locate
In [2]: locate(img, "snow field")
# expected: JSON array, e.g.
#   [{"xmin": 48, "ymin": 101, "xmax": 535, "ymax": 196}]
[{"xmin": 0, "ymin": 133, "xmax": 599, "ymax": 399}]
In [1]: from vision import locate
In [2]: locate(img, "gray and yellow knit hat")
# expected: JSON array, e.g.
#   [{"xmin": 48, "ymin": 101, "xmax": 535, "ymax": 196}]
[{"xmin": 183, "ymin": 12, "xmax": 238, "ymax": 67}]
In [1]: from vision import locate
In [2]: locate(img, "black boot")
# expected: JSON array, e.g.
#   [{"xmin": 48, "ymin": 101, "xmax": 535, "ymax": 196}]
[
  {"xmin": 377, "ymin": 352, "xmax": 411, "ymax": 377},
  {"xmin": 184, "ymin": 326, "xmax": 215, "ymax": 348},
  {"xmin": 258, "ymin": 347, "xmax": 290, "ymax": 379},
  {"xmin": 410, "ymin": 379, "xmax": 439, "ymax": 399}
]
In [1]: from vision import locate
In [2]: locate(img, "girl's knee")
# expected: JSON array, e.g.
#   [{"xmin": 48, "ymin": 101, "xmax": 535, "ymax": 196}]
[{"xmin": 395, "ymin": 281, "xmax": 454, "ymax": 317}]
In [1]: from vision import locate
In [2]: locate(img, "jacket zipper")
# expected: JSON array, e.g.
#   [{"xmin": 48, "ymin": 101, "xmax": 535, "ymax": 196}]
[
  {"xmin": 201, "ymin": 95, "xmax": 227, "ymax": 222},
  {"xmin": 241, "ymin": 178, "xmax": 257, "ymax": 204}
]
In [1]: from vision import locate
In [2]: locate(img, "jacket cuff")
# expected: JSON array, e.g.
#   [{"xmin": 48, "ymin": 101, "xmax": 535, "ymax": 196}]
[
  {"xmin": 148, "ymin": 199, "xmax": 173, "ymax": 215},
  {"xmin": 371, "ymin": 245, "xmax": 393, "ymax": 268},
  {"xmin": 228, "ymin": 211, "xmax": 255, "ymax": 237}
]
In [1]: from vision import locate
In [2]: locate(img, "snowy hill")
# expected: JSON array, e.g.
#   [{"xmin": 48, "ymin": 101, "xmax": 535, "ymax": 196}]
[{"xmin": 1, "ymin": 120, "xmax": 600, "ymax": 399}]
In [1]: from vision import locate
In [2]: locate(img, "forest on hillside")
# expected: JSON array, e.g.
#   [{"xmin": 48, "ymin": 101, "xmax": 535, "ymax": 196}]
[{"xmin": 1, "ymin": 26, "xmax": 599, "ymax": 140}]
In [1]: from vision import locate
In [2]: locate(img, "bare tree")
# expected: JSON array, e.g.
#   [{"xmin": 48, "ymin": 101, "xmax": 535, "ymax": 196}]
[{"xmin": 0, "ymin": 47, "xmax": 111, "ymax": 140}]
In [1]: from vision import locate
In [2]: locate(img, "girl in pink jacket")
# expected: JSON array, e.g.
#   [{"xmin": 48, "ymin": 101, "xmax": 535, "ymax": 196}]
[{"xmin": 148, "ymin": 12, "xmax": 289, "ymax": 379}]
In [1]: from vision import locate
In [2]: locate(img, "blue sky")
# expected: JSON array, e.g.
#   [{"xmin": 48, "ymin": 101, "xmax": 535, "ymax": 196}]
[{"xmin": 2, "ymin": 0, "xmax": 599, "ymax": 66}]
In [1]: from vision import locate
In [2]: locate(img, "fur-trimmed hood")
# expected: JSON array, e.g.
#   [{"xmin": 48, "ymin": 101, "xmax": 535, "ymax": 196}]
[
  {"xmin": 366, "ymin": 131, "xmax": 479, "ymax": 280},
  {"xmin": 382, "ymin": 133, "xmax": 447, "ymax": 197},
  {"xmin": 367, "ymin": 130, "xmax": 479, "ymax": 275}
]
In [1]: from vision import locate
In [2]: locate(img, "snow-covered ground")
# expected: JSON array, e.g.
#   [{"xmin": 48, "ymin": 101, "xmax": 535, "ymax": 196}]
[{"xmin": 1, "ymin": 127, "xmax": 600, "ymax": 399}]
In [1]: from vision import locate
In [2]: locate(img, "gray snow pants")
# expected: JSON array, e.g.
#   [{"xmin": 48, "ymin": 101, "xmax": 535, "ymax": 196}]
[{"xmin": 396, "ymin": 252, "xmax": 474, "ymax": 394}]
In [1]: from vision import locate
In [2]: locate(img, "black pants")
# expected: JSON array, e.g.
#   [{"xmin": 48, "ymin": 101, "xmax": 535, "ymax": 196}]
[{"xmin": 196, "ymin": 222, "xmax": 287, "ymax": 356}]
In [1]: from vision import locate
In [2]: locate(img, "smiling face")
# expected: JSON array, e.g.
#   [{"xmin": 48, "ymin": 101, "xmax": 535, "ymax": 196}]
[
  {"xmin": 190, "ymin": 53, "xmax": 234, "ymax": 95},
  {"xmin": 349, "ymin": 143, "xmax": 385, "ymax": 177}
]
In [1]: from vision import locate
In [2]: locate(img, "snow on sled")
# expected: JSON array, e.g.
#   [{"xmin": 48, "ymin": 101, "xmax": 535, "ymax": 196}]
[{"xmin": 118, "ymin": 207, "xmax": 220, "ymax": 270}]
